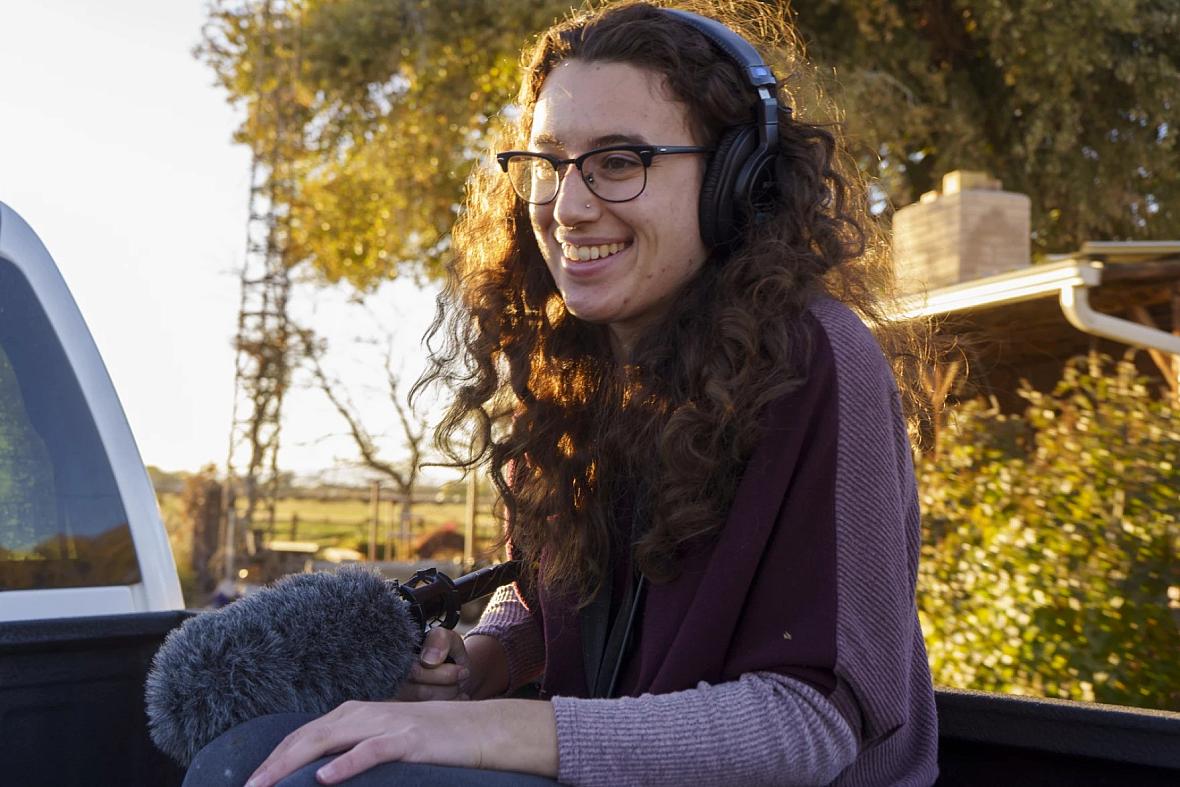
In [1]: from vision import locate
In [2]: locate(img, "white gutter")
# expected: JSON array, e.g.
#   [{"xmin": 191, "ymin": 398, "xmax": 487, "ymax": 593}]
[
  {"xmin": 1058, "ymin": 282, "xmax": 1180, "ymax": 356},
  {"xmin": 1079, "ymin": 240, "xmax": 1180, "ymax": 260},
  {"xmin": 894, "ymin": 260, "xmax": 1099, "ymax": 320},
  {"xmin": 896, "ymin": 258, "xmax": 1180, "ymax": 360}
]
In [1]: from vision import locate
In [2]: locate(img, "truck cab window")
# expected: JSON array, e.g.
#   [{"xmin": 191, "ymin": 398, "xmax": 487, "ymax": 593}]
[{"xmin": 0, "ymin": 258, "xmax": 141, "ymax": 590}]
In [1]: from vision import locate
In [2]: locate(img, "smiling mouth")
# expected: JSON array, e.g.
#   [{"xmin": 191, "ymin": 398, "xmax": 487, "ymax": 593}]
[{"xmin": 561, "ymin": 241, "xmax": 631, "ymax": 262}]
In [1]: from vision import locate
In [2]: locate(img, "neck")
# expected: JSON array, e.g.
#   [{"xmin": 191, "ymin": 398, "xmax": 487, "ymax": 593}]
[
  {"xmin": 607, "ymin": 310, "xmax": 664, "ymax": 361},
  {"xmin": 608, "ymin": 327, "xmax": 634, "ymax": 361}
]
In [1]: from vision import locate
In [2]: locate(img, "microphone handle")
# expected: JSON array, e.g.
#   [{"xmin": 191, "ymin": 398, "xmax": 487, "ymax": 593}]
[
  {"xmin": 400, "ymin": 560, "xmax": 522, "ymax": 630},
  {"xmin": 451, "ymin": 560, "xmax": 523, "ymax": 605}
]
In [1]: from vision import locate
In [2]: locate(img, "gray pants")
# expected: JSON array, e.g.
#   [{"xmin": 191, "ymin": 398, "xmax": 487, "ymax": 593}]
[{"xmin": 183, "ymin": 712, "xmax": 560, "ymax": 786}]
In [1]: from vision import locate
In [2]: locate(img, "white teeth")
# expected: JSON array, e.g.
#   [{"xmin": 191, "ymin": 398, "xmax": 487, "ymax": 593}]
[{"xmin": 562, "ymin": 241, "xmax": 628, "ymax": 261}]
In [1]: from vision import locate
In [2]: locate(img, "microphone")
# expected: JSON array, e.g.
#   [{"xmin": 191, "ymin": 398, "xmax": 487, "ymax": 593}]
[{"xmin": 145, "ymin": 561, "xmax": 521, "ymax": 767}]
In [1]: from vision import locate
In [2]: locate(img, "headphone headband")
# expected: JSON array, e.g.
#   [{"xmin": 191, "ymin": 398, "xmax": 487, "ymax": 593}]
[
  {"xmin": 657, "ymin": 8, "xmax": 786, "ymax": 248},
  {"xmin": 661, "ymin": 8, "xmax": 779, "ymax": 153}
]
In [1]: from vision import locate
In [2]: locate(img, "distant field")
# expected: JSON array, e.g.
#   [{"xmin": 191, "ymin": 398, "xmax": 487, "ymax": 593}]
[{"xmin": 158, "ymin": 492, "xmax": 504, "ymax": 566}]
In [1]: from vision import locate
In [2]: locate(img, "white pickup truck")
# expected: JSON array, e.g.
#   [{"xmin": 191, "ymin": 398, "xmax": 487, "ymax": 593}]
[{"xmin": 0, "ymin": 200, "xmax": 183, "ymax": 622}]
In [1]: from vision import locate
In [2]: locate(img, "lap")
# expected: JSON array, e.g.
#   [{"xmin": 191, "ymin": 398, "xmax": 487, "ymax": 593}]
[{"xmin": 182, "ymin": 712, "xmax": 559, "ymax": 787}]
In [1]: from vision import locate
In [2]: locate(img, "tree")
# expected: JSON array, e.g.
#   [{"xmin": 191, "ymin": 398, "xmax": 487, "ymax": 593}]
[
  {"xmin": 304, "ymin": 335, "xmax": 430, "ymax": 545},
  {"xmin": 789, "ymin": 0, "xmax": 1180, "ymax": 255},
  {"xmin": 198, "ymin": 0, "xmax": 571, "ymax": 289},
  {"xmin": 181, "ymin": 465, "xmax": 224, "ymax": 599}
]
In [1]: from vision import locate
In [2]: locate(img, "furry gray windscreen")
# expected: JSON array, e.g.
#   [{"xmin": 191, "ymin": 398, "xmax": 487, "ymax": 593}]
[{"xmin": 144, "ymin": 568, "xmax": 422, "ymax": 766}]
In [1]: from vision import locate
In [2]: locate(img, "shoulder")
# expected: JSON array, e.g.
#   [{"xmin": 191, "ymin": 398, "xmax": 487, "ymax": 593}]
[
  {"xmin": 804, "ymin": 298, "xmax": 901, "ymax": 425},
  {"xmin": 759, "ymin": 299, "xmax": 895, "ymax": 433},
  {"xmin": 806, "ymin": 298, "xmax": 893, "ymax": 383}
]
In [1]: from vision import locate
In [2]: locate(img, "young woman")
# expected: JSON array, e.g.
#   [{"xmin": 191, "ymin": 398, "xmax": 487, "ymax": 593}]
[{"xmin": 219, "ymin": 3, "xmax": 938, "ymax": 785}]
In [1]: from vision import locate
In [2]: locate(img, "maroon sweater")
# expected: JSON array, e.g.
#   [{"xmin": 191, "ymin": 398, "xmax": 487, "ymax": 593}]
[
  {"xmin": 535, "ymin": 308, "xmax": 841, "ymax": 701},
  {"xmin": 471, "ymin": 299, "xmax": 938, "ymax": 784}
]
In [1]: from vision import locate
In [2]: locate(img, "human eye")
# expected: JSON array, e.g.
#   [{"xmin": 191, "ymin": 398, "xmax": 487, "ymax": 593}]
[
  {"xmin": 590, "ymin": 150, "xmax": 644, "ymax": 179},
  {"xmin": 505, "ymin": 155, "xmax": 557, "ymax": 203}
]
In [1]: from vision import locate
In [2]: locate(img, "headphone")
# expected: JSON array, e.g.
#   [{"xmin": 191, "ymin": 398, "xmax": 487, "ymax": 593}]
[{"xmin": 663, "ymin": 9, "xmax": 785, "ymax": 249}]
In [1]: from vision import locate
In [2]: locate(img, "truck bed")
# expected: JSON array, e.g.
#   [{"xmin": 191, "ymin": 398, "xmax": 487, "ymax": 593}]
[
  {"xmin": 936, "ymin": 688, "xmax": 1180, "ymax": 785},
  {"xmin": 0, "ymin": 611, "xmax": 191, "ymax": 787},
  {"xmin": 2, "ymin": 612, "xmax": 1178, "ymax": 786}
]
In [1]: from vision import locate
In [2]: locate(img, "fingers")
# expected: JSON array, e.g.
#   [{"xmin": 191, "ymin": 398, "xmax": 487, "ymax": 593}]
[
  {"xmin": 398, "ymin": 661, "xmax": 471, "ymax": 702},
  {"xmin": 410, "ymin": 661, "xmax": 469, "ymax": 687},
  {"xmin": 247, "ymin": 700, "xmax": 485, "ymax": 786},
  {"xmin": 314, "ymin": 734, "xmax": 412, "ymax": 785},
  {"xmin": 419, "ymin": 626, "xmax": 471, "ymax": 668},
  {"xmin": 399, "ymin": 627, "xmax": 474, "ymax": 702},
  {"xmin": 398, "ymin": 680, "xmax": 468, "ymax": 702},
  {"xmin": 246, "ymin": 706, "xmax": 361, "ymax": 787}
]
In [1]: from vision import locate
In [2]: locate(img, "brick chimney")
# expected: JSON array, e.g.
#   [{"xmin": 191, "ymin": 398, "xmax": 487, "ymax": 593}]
[{"xmin": 892, "ymin": 170, "xmax": 1031, "ymax": 293}]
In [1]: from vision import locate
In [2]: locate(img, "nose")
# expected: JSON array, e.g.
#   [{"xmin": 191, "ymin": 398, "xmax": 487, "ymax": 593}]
[{"xmin": 551, "ymin": 162, "xmax": 600, "ymax": 226}]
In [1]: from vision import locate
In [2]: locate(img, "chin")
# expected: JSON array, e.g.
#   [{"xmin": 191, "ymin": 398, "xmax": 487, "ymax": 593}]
[{"xmin": 563, "ymin": 302, "xmax": 617, "ymax": 326}]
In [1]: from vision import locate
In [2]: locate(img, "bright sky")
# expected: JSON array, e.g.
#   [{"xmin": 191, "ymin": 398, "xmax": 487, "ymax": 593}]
[{"xmin": 0, "ymin": 1, "xmax": 445, "ymax": 480}]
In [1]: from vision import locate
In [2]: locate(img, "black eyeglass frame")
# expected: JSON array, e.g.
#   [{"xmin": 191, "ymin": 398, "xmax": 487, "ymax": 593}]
[{"xmin": 495, "ymin": 144, "xmax": 713, "ymax": 205}]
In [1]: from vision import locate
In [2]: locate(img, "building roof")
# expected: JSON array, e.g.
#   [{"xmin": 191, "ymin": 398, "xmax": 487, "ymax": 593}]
[
  {"xmin": 893, "ymin": 243, "xmax": 1180, "ymax": 403},
  {"xmin": 897, "ymin": 244, "xmax": 1180, "ymax": 321}
]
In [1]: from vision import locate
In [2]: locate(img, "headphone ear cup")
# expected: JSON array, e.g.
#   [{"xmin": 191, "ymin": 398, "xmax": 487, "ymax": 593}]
[{"xmin": 699, "ymin": 126, "xmax": 755, "ymax": 249}]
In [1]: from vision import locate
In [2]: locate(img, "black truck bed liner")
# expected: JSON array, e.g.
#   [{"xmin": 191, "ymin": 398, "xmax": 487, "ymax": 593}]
[{"xmin": 2, "ymin": 612, "xmax": 1177, "ymax": 786}]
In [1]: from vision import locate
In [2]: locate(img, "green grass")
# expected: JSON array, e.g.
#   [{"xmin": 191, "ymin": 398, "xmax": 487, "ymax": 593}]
[{"xmin": 157, "ymin": 492, "xmax": 504, "ymax": 574}]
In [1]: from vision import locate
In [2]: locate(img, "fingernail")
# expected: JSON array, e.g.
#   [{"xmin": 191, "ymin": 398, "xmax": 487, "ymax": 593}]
[
  {"xmin": 317, "ymin": 764, "xmax": 335, "ymax": 782},
  {"xmin": 423, "ymin": 648, "xmax": 442, "ymax": 663},
  {"xmin": 245, "ymin": 777, "xmax": 262, "ymax": 787}
]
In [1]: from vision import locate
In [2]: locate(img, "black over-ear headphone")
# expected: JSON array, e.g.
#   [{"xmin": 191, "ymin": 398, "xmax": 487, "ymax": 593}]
[{"xmin": 663, "ymin": 9, "xmax": 784, "ymax": 249}]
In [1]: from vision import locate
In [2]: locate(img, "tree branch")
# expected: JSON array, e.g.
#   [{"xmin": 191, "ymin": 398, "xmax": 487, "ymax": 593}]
[{"xmin": 306, "ymin": 345, "xmax": 409, "ymax": 488}]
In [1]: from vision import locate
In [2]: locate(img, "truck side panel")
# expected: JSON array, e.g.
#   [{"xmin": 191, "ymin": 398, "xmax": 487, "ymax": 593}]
[{"xmin": 0, "ymin": 611, "xmax": 191, "ymax": 787}]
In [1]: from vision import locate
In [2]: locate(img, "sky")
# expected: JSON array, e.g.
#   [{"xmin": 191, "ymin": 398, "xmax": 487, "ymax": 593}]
[{"xmin": 0, "ymin": 1, "xmax": 444, "ymax": 481}]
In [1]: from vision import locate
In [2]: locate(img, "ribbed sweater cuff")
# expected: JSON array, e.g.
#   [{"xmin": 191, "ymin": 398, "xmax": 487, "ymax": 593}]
[
  {"xmin": 552, "ymin": 672, "xmax": 857, "ymax": 786},
  {"xmin": 465, "ymin": 584, "xmax": 545, "ymax": 692}
]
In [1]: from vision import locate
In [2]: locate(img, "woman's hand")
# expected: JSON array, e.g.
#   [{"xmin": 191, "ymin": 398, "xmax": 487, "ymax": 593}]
[
  {"xmin": 399, "ymin": 630, "xmax": 511, "ymax": 702},
  {"xmin": 398, "ymin": 627, "xmax": 473, "ymax": 701},
  {"xmin": 243, "ymin": 698, "xmax": 558, "ymax": 787}
]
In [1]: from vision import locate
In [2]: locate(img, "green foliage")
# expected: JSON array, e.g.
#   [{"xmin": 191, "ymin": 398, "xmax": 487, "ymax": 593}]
[
  {"xmin": 200, "ymin": 1, "xmax": 1180, "ymax": 279},
  {"xmin": 198, "ymin": 0, "xmax": 571, "ymax": 288},
  {"xmin": 791, "ymin": 0, "xmax": 1180, "ymax": 254},
  {"xmin": 917, "ymin": 355, "xmax": 1180, "ymax": 710},
  {"xmin": 0, "ymin": 345, "xmax": 57, "ymax": 555}
]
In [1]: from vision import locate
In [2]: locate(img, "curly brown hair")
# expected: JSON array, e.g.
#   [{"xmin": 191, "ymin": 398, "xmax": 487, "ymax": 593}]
[{"xmin": 416, "ymin": 0, "xmax": 920, "ymax": 601}]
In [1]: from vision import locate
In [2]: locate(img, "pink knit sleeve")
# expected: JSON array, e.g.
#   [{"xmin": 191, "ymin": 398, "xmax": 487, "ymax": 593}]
[
  {"xmin": 551, "ymin": 672, "xmax": 857, "ymax": 786},
  {"xmin": 464, "ymin": 583, "xmax": 545, "ymax": 692}
]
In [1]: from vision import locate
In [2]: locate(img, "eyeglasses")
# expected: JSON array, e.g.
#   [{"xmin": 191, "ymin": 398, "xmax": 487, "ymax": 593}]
[{"xmin": 495, "ymin": 144, "xmax": 713, "ymax": 205}]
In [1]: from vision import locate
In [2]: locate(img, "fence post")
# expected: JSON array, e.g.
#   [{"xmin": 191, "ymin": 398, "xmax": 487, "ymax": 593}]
[
  {"xmin": 400, "ymin": 498, "xmax": 412, "ymax": 561},
  {"xmin": 384, "ymin": 493, "xmax": 394, "ymax": 561},
  {"xmin": 464, "ymin": 468, "xmax": 476, "ymax": 569},
  {"xmin": 369, "ymin": 480, "xmax": 380, "ymax": 562}
]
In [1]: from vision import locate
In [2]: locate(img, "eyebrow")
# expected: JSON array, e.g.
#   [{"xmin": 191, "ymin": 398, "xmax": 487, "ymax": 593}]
[{"xmin": 530, "ymin": 131, "xmax": 650, "ymax": 150}]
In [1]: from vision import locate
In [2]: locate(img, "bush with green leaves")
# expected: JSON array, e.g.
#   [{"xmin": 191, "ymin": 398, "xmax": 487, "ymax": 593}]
[{"xmin": 916, "ymin": 354, "xmax": 1179, "ymax": 710}]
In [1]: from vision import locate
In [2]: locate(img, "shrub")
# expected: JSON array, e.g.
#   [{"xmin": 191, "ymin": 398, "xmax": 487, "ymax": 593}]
[{"xmin": 916, "ymin": 354, "xmax": 1179, "ymax": 710}]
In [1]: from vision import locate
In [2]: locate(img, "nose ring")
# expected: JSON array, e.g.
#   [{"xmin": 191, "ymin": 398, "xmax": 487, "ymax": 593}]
[{"xmin": 585, "ymin": 202, "xmax": 592, "ymax": 209}]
